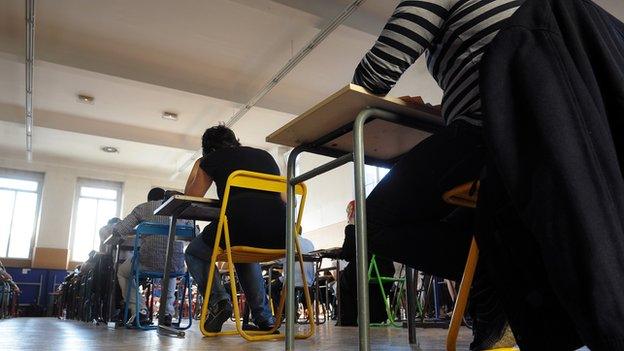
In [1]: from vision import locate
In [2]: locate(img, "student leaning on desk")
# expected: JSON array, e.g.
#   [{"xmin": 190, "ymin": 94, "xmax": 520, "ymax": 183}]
[
  {"xmin": 183, "ymin": 125, "xmax": 285, "ymax": 333},
  {"xmin": 338, "ymin": 1, "xmax": 524, "ymax": 350}
]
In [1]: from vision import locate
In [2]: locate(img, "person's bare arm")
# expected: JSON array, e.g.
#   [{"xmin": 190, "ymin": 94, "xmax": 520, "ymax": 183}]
[{"xmin": 184, "ymin": 159, "xmax": 213, "ymax": 197}]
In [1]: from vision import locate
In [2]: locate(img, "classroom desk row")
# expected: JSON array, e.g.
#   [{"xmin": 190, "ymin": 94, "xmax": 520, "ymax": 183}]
[{"xmin": 146, "ymin": 84, "xmax": 444, "ymax": 350}]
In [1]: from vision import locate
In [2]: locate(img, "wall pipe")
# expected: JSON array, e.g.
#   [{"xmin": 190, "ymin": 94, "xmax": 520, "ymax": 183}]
[{"xmin": 25, "ymin": 0, "xmax": 35, "ymax": 162}]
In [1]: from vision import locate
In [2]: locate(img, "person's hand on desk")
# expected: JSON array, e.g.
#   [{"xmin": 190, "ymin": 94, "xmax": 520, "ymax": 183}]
[
  {"xmin": 398, "ymin": 96, "xmax": 425, "ymax": 107},
  {"xmin": 398, "ymin": 96, "xmax": 442, "ymax": 112}
]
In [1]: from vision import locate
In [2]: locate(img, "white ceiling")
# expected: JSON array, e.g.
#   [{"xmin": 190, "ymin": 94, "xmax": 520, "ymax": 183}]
[
  {"xmin": 0, "ymin": 0, "xmax": 622, "ymax": 180},
  {"xmin": 0, "ymin": 120, "xmax": 192, "ymax": 178},
  {"xmin": 0, "ymin": 53, "xmax": 294, "ymax": 149}
]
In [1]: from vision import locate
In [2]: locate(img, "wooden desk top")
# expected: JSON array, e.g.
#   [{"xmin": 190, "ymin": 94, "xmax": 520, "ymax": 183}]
[{"xmin": 266, "ymin": 84, "xmax": 444, "ymax": 160}]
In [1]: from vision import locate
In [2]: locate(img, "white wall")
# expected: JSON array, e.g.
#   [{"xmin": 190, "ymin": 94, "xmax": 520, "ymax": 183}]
[
  {"xmin": 303, "ymin": 220, "xmax": 348, "ymax": 250},
  {"xmin": 0, "ymin": 156, "xmax": 186, "ymax": 256},
  {"xmin": 298, "ymin": 153, "xmax": 354, "ymax": 250},
  {"xmin": 1, "ymin": 148, "xmax": 358, "ymax": 260}
]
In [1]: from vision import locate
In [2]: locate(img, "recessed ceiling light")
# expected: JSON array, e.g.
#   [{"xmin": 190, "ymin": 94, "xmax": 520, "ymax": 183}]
[
  {"xmin": 162, "ymin": 111, "xmax": 179, "ymax": 121},
  {"xmin": 77, "ymin": 94, "xmax": 95, "ymax": 104},
  {"xmin": 101, "ymin": 146, "xmax": 119, "ymax": 153}
]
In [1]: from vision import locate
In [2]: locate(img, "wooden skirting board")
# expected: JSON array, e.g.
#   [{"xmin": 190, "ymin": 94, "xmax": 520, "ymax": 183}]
[
  {"xmin": 31, "ymin": 247, "xmax": 70, "ymax": 270},
  {"xmin": 1, "ymin": 258, "xmax": 32, "ymax": 268}
]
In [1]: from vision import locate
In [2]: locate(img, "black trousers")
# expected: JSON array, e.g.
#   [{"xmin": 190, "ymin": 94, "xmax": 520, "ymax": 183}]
[
  {"xmin": 200, "ymin": 193, "xmax": 286, "ymax": 249},
  {"xmin": 342, "ymin": 120, "xmax": 485, "ymax": 280},
  {"xmin": 339, "ymin": 120, "xmax": 493, "ymax": 326}
]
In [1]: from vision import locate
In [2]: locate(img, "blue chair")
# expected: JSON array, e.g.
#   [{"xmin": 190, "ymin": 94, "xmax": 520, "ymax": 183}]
[{"xmin": 124, "ymin": 222, "xmax": 195, "ymax": 330}]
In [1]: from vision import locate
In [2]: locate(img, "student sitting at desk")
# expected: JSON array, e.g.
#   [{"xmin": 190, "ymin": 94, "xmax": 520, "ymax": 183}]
[
  {"xmin": 184, "ymin": 125, "xmax": 284, "ymax": 332},
  {"xmin": 269, "ymin": 236, "xmax": 316, "ymax": 316},
  {"xmin": 340, "ymin": 1, "xmax": 523, "ymax": 350},
  {"xmin": 98, "ymin": 217, "xmax": 120, "ymax": 253},
  {"xmin": 100, "ymin": 188, "xmax": 191, "ymax": 326}
]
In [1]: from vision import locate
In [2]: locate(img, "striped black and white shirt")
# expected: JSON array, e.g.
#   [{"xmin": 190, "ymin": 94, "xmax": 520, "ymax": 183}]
[{"xmin": 353, "ymin": 0, "xmax": 524, "ymax": 126}]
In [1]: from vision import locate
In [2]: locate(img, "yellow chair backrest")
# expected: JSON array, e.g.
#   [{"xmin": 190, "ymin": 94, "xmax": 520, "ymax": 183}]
[
  {"xmin": 226, "ymin": 170, "xmax": 305, "ymax": 196},
  {"xmin": 218, "ymin": 170, "xmax": 307, "ymax": 231}
]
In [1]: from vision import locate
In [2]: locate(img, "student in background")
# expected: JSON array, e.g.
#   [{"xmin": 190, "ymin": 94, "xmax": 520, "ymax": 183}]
[
  {"xmin": 100, "ymin": 188, "xmax": 191, "ymax": 326},
  {"xmin": 339, "ymin": 201, "xmax": 395, "ymax": 326},
  {"xmin": 269, "ymin": 236, "xmax": 316, "ymax": 314},
  {"xmin": 98, "ymin": 217, "xmax": 120, "ymax": 253}
]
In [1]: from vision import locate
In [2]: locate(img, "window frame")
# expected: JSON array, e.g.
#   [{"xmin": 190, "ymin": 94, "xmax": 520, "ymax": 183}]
[
  {"xmin": 0, "ymin": 167, "xmax": 44, "ymax": 259},
  {"xmin": 70, "ymin": 178, "xmax": 123, "ymax": 262},
  {"xmin": 364, "ymin": 165, "xmax": 390, "ymax": 196}
]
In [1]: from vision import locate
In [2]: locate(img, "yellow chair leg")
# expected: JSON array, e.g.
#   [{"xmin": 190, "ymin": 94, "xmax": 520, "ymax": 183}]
[
  {"xmin": 295, "ymin": 236, "xmax": 315, "ymax": 338},
  {"xmin": 199, "ymin": 216, "xmax": 229, "ymax": 337},
  {"xmin": 198, "ymin": 217, "xmax": 315, "ymax": 341},
  {"xmin": 447, "ymin": 238, "xmax": 479, "ymax": 351}
]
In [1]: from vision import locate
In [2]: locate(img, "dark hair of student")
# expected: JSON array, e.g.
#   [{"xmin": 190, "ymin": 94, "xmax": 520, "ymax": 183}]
[
  {"xmin": 202, "ymin": 125, "xmax": 241, "ymax": 157},
  {"xmin": 147, "ymin": 187, "xmax": 165, "ymax": 202}
]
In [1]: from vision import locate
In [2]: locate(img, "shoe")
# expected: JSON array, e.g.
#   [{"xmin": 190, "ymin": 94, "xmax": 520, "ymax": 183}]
[
  {"xmin": 470, "ymin": 314, "xmax": 516, "ymax": 350},
  {"xmin": 469, "ymin": 269, "xmax": 516, "ymax": 351},
  {"xmin": 127, "ymin": 308, "xmax": 150, "ymax": 326},
  {"xmin": 243, "ymin": 323, "xmax": 279, "ymax": 333},
  {"xmin": 470, "ymin": 322, "xmax": 516, "ymax": 351},
  {"xmin": 161, "ymin": 314, "xmax": 173, "ymax": 327},
  {"xmin": 138, "ymin": 309, "xmax": 151, "ymax": 325},
  {"xmin": 242, "ymin": 323, "xmax": 259, "ymax": 331},
  {"xmin": 203, "ymin": 300, "xmax": 233, "ymax": 333},
  {"xmin": 252, "ymin": 320, "xmax": 280, "ymax": 334}
]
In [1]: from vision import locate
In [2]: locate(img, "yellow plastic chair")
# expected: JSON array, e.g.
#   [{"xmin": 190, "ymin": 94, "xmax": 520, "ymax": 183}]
[
  {"xmin": 199, "ymin": 170, "xmax": 315, "ymax": 341},
  {"xmin": 443, "ymin": 182, "xmax": 516, "ymax": 351}
]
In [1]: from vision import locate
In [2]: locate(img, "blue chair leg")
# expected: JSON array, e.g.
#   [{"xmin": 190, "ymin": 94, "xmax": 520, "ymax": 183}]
[
  {"xmin": 178, "ymin": 274, "xmax": 193, "ymax": 330},
  {"xmin": 170, "ymin": 274, "xmax": 192, "ymax": 330},
  {"xmin": 186, "ymin": 274, "xmax": 193, "ymax": 330},
  {"xmin": 125, "ymin": 256, "xmax": 157, "ymax": 330},
  {"xmin": 174, "ymin": 276, "xmax": 184, "ymax": 328},
  {"xmin": 133, "ymin": 261, "xmax": 142, "ymax": 329}
]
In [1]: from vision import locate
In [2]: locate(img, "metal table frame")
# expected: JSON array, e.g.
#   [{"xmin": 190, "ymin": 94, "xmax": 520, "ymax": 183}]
[
  {"xmin": 284, "ymin": 107, "xmax": 443, "ymax": 350},
  {"xmin": 154, "ymin": 195, "xmax": 221, "ymax": 337}
]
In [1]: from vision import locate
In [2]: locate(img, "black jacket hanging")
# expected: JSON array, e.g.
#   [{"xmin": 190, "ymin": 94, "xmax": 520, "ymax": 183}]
[{"xmin": 479, "ymin": 0, "xmax": 624, "ymax": 350}]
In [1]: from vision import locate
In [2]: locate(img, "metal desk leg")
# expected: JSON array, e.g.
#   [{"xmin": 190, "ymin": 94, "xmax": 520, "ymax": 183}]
[
  {"xmin": 335, "ymin": 260, "xmax": 341, "ymax": 325},
  {"xmin": 285, "ymin": 147, "xmax": 302, "ymax": 350},
  {"xmin": 158, "ymin": 214, "xmax": 184, "ymax": 337},
  {"xmin": 353, "ymin": 109, "xmax": 373, "ymax": 351},
  {"xmin": 107, "ymin": 244, "xmax": 121, "ymax": 327},
  {"xmin": 314, "ymin": 262, "xmax": 322, "ymax": 325},
  {"xmin": 406, "ymin": 267, "xmax": 419, "ymax": 345}
]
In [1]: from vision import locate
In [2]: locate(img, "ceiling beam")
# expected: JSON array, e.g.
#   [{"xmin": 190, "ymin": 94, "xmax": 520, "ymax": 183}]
[{"xmin": 0, "ymin": 102, "xmax": 200, "ymax": 151}]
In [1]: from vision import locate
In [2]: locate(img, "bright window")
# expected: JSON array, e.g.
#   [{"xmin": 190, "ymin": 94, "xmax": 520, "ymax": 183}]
[
  {"xmin": 0, "ymin": 169, "xmax": 43, "ymax": 259},
  {"xmin": 71, "ymin": 179, "xmax": 122, "ymax": 261},
  {"xmin": 365, "ymin": 165, "xmax": 390, "ymax": 196}
]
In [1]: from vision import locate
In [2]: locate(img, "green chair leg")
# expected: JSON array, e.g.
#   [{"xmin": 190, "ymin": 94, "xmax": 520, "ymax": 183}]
[{"xmin": 368, "ymin": 255, "xmax": 406, "ymax": 328}]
